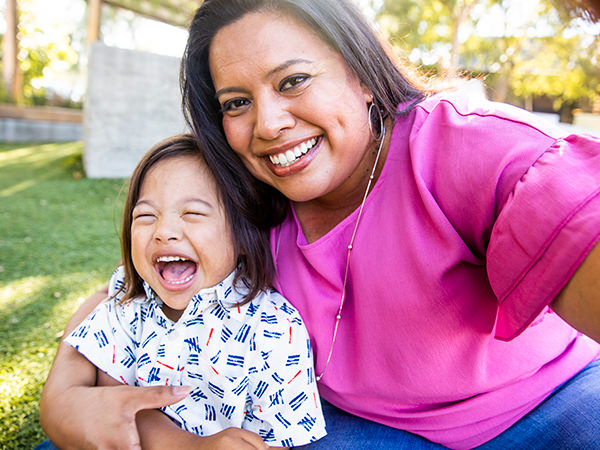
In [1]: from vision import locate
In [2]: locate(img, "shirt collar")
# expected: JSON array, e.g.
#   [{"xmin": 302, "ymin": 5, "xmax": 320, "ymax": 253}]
[{"xmin": 142, "ymin": 270, "xmax": 249, "ymax": 312}]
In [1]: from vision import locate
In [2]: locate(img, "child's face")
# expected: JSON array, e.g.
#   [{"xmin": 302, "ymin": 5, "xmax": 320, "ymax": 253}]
[{"xmin": 131, "ymin": 154, "xmax": 236, "ymax": 320}]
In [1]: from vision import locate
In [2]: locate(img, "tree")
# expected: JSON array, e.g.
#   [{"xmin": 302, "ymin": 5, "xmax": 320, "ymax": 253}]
[
  {"xmin": 376, "ymin": 0, "xmax": 600, "ymax": 116},
  {"xmin": 1, "ymin": 0, "xmax": 83, "ymax": 106},
  {"xmin": 377, "ymin": 0, "xmax": 496, "ymax": 74},
  {"xmin": 2, "ymin": 0, "xmax": 22, "ymax": 102}
]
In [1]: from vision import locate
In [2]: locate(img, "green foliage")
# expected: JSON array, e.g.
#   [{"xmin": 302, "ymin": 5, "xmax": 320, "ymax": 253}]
[
  {"xmin": 1, "ymin": 0, "xmax": 82, "ymax": 106},
  {"xmin": 376, "ymin": 0, "xmax": 600, "ymax": 111},
  {"xmin": 0, "ymin": 142, "xmax": 125, "ymax": 449}
]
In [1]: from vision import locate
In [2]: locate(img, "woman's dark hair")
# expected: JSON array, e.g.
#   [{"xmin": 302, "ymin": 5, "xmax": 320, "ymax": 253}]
[
  {"xmin": 180, "ymin": 0, "xmax": 431, "ymax": 223},
  {"xmin": 120, "ymin": 133, "xmax": 275, "ymax": 305}
]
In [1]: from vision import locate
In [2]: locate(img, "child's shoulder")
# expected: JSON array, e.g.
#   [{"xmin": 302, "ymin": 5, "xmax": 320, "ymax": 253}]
[
  {"xmin": 105, "ymin": 266, "xmax": 150, "ymax": 315},
  {"xmin": 251, "ymin": 287, "xmax": 300, "ymax": 314},
  {"xmin": 237, "ymin": 288, "xmax": 306, "ymax": 328}
]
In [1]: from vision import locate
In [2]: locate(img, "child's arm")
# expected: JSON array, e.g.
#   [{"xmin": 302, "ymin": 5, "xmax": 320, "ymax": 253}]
[{"xmin": 135, "ymin": 410, "xmax": 272, "ymax": 450}]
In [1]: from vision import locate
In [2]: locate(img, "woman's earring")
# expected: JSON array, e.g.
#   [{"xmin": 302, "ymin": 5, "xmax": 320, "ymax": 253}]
[{"xmin": 368, "ymin": 102, "xmax": 384, "ymax": 141}]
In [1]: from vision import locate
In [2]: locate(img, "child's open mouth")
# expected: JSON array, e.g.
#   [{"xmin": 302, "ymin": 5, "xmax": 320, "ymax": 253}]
[{"xmin": 155, "ymin": 256, "xmax": 197, "ymax": 287}]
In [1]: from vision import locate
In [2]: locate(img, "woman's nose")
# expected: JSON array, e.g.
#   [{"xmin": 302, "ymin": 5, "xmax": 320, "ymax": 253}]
[{"xmin": 253, "ymin": 95, "xmax": 295, "ymax": 140}]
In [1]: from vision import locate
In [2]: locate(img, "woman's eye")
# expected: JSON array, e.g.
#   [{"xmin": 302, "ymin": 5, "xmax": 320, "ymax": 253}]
[
  {"xmin": 221, "ymin": 97, "xmax": 250, "ymax": 114},
  {"xmin": 279, "ymin": 74, "xmax": 309, "ymax": 92}
]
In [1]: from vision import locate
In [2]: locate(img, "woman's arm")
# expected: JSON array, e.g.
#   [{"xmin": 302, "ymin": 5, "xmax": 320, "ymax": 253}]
[
  {"xmin": 551, "ymin": 241, "xmax": 600, "ymax": 343},
  {"xmin": 40, "ymin": 287, "xmax": 191, "ymax": 450}
]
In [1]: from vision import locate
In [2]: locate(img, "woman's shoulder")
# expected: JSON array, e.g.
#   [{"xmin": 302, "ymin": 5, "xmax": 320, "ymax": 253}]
[{"xmin": 410, "ymin": 88, "xmax": 565, "ymax": 139}]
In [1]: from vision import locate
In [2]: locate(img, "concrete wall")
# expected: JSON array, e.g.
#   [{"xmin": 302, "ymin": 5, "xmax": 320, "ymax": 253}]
[
  {"xmin": 0, "ymin": 104, "xmax": 83, "ymax": 142},
  {"xmin": 0, "ymin": 118, "xmax": 82, "ymax": 142},
  {"xmin": 573, "ymin": 112, "xmax": 600, "ymax": 137},
  {"xmin": 83, "ymin": 42, "xmax": 188, "ymax": 178}
]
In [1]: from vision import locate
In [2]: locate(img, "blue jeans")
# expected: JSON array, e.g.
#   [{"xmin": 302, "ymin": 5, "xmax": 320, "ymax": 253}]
[
  {"xmin": 295, "ymin": 359, "xmax": 600, "ymax": 450},
  {"xmin": 34, "ymin": 360, "xmax": 600, "ymax": 450}
]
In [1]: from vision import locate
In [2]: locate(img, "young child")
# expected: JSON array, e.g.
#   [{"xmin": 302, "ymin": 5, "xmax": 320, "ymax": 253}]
[{"xmin": 65, "ymin": 134, "xmax": 326, "ymax": 448}]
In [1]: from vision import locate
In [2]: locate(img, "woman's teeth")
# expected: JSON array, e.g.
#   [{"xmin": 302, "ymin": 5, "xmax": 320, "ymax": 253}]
[{"xmin": 269, "ymin": 137, "xmax": 317, "ymax": 167}]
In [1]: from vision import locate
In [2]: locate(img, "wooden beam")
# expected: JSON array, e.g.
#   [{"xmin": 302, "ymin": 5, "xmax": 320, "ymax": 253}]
[
  {"xmin": 0, "ymin": 104, "xmax": 83, "ymax": 123},
  {"xmin": 87, "ymin": 0, "xmax": 103, "ymax": 44},
  {"xmin": 103, "ymin": 0, "xmax": 202, "ymax": 28}
]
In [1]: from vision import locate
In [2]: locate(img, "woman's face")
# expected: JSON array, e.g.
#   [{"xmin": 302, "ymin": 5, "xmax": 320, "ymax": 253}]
[{"xmin": 209, "ymin": 11, "xmax": 374, "ymax": 205}]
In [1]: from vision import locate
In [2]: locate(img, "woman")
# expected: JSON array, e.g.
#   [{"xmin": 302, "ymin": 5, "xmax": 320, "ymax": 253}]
[{"xmin": 40, "ymin": 0, "xmax": 600, "ymax": 448}]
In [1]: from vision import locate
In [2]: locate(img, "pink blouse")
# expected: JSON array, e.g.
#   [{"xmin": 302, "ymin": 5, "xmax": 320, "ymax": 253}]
[{"xmin": 270, "ymin": 91, "xmax": 600, "ymax": 449}]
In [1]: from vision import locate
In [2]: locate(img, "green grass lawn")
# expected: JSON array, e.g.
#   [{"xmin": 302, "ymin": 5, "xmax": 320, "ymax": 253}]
[{"xmin": 0, "ymin": 142, "xmax": 126, "ymax": 449}]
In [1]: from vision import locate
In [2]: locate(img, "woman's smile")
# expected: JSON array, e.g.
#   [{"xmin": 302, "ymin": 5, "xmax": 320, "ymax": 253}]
[{"xmin": 268, "ymin": 136, "xmax": 319, "ymax": 168}]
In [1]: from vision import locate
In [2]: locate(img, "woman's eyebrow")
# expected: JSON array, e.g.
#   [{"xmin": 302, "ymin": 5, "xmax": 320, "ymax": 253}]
[
  {"xmin": 267, "ymin": 58, "xmax": 312, "ymax": 77},
  {"xmin": 214, "ymin": 58, "xmax": 313, "ymax": 98}
]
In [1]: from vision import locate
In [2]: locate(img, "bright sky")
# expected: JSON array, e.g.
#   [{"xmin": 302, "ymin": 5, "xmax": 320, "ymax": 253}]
[{"xmin": 18, "ymin": 0, "xmax": 189, "ymax": 57}]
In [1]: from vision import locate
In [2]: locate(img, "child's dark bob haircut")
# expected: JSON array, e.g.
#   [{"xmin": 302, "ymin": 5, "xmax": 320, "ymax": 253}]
[{"xmin": 119, "ymin": 133, "xmax": 275, "ymax": 305}]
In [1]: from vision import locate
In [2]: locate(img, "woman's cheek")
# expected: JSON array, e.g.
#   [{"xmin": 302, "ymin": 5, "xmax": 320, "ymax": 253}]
[
  {"xmin": 222, "ymin": 117, "xmax": 244, "ymax": 155},
  {"xmin": 222, "ymin": 117, "xmax": 266, "ymax": 179}
]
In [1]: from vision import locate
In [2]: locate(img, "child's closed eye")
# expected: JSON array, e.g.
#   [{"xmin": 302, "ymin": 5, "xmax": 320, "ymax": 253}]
[
  {"xmin": 132, "ymin": 212, "xmax": 156, "ymax": 222},
  {"xmin": 182, "ymin": 211, "xmax": 209, "ymax": 221}
]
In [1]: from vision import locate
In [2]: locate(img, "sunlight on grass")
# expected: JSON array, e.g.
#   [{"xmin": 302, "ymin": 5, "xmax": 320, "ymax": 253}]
[{"xmin": 0, "ymin": 142, "xmax": 125, "ymax": 449}]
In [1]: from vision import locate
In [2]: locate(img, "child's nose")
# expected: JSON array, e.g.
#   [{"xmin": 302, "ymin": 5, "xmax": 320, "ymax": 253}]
[{"xmin": 153, "ymin": 217, "xmax": 182, "ymax": 242}]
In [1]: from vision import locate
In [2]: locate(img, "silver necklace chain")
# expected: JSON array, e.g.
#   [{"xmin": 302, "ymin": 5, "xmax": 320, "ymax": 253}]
[{"xmin": 274, "ymin": 122, "xmax": 387, "ymax": 382}]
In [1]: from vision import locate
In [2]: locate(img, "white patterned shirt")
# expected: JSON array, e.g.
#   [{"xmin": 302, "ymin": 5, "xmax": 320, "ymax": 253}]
[{"xmin": 66, "ymin": 266, "xmax": 326, "ymax": 447}]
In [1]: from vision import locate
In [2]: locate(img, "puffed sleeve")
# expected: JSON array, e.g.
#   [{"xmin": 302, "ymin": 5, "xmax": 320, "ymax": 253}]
[
  {"xmin": 243, "ymin": 293, "xmax": 327, "ymax": 447},
  {"xmin": 64, "ymin": 266, "xmax": 141, "ymax": 385},
  {"xmin": 488, "ymin": 133, "xmax": 600, "ymax": 339},
  {"xmin": 411, "ymin": 94, "xmax": 600, "ymax": 340}
]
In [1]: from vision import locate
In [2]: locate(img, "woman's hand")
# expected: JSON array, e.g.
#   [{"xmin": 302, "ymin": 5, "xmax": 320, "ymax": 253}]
[
  {"xmin": 40, "ymin": 339, "xmax": 191, "ymax": 449},
  {"xmin": 40, "ymin": 287, "xmax": 190, "ymax": 449},
  {"xmin": 43, "ymin": 383, "xmax": 190, "ymax": 450}
]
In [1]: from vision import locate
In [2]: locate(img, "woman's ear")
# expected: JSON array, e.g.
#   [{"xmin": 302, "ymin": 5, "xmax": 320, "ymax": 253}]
[{"xmin": 361, "ymin": 83, "xmax": 374, "ymax": 104}]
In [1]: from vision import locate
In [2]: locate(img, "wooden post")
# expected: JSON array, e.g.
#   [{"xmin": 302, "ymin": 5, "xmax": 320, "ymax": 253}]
[
  {"xmin": 87, "ymin": 0, "xmax": 102, "ymax": 44},
  {"xmin": 2, "ymin": 0, "xmax": 21, "ymax": 101}
]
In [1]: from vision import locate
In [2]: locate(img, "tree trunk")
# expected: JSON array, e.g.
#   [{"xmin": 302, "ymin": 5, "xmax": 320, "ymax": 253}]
[
  {"xmin": 2, "ymin": 0, "xmax": 21, "ymax": 102},
  {"xmin": 87, "ymin": 0, "xmax": 103, "ymax": 44}
]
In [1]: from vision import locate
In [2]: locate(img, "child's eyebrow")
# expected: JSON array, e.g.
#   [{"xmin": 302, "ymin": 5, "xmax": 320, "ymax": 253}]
[
  {"xmin": 133, "ymin": 199, "xmax": 154, "ymax": 209},
  {"xmin": 133, "ymin": 198, "xmax": 214, "ymax": 209},
  {"xmin": 183, "ymin": 198, "xmax": 214, "ymax": 209}
]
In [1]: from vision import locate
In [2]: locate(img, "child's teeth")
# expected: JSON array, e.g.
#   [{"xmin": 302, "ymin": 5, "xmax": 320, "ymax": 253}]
[
  {"xmin": 157, "ymin": 256, "xmax": 187, "ymax": 262},
  {"xmin": 170, "ymin": 273, "xmax": 194, "ymax": 285}
]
